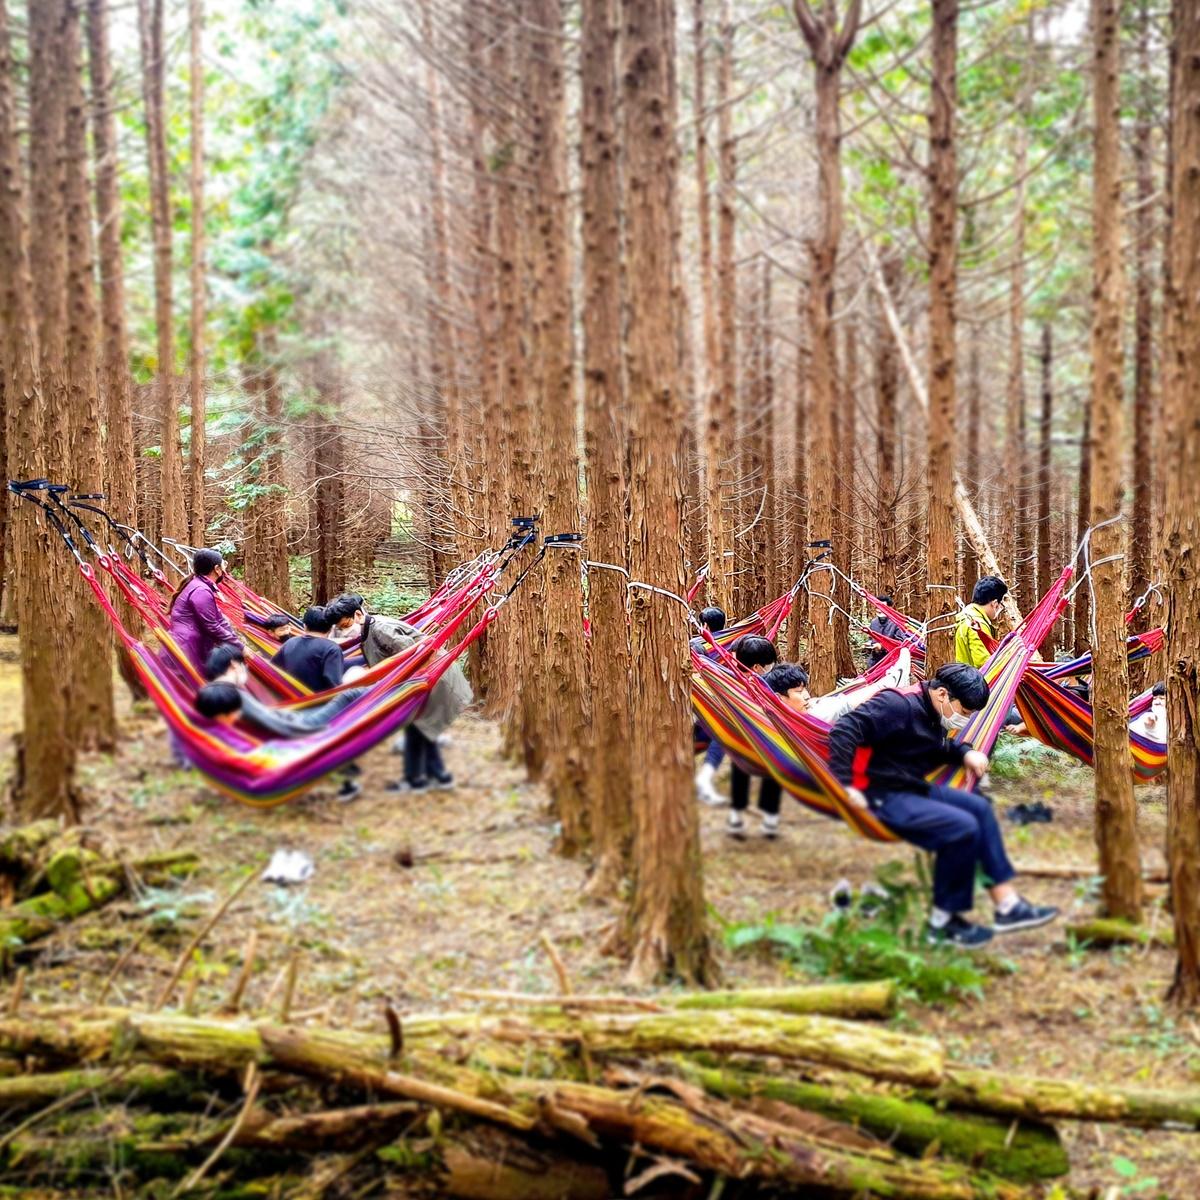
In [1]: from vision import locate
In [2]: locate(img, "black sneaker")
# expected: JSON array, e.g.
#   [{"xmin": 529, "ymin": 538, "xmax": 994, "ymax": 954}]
[
  {"xmin": 992, "ymin": 897, "xmax": 1059, "ymax": 934},
  {"xmin": 335, "ymin": 779, "xmax": 361, "ymax": 804},
  {"xmin": 429, "ymin": 771, "xmax": 454, "ymax": 791},
  {"xmin": 927, "ymin": 915, "xmax": 994, "ymax": 948},
  {"xmin": 385, "ymin": 777, "xmax": 429, "ymax": 794}
]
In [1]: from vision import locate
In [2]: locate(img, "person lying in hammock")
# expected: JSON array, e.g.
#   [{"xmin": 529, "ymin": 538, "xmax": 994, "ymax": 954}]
[
  {"xmin": 766, "ymin": 648, "xmax": 911, "ymax": 724},
  {"xmin": 828, "ymin": 661, "xmax": 1059, "ymax": 948}
]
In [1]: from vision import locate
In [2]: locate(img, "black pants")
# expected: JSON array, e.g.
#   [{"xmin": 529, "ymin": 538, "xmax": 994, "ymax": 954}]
[
  {"xmin": 404, "ymin": 726, "xmax": 446, "ymax": 783},
  {"xmin": 730, "ymin": 764, "xmax": 781, "ymax": 816}
]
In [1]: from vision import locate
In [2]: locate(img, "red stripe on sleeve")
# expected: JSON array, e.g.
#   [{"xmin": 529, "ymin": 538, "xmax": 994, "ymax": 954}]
[{"xmin": 852, "ymin": 746, "xmax": 872, "ymax": 792}]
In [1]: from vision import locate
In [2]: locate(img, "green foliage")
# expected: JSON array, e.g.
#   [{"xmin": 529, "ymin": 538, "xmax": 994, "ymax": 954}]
[
  {"xmin": 362, "ymin": 575, "xmax": 427, "ymax": 617},
  {"xmin": 987, "ymin": 737, "xmax": 1068, "ymax": 780},
  {"xmin": 722, "ymin": 861, "xmax": 989, "ymax": 1004}
]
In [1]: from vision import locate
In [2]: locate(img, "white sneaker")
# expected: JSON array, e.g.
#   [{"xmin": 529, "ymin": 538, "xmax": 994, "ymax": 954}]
[
  {"xmin": 696, "ymin": 764, "xmax": 726, "ymax": 807},
  {"xmin": 885, "ymin": 647, "xmax": 911, "ymax": 689},
  {"xmin": 726, "ymin": 812, "xmax": 747, "ymax": 840},
  {"xmin": 760, "ymin": 813, "xmax": 780, "ymax": 839}
]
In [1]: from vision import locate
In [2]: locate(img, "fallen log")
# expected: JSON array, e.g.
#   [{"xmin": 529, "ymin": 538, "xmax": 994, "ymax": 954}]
[
  {"xmin": 0, "ymin": 821, "xmax": 60, "ymax": 876},
  {"xmin": 0, "ymin": 1063, "xmax": 195, "ymax": 1111},
  {"xmin": 671, "ymin": 1060, "xmax": 1069, "ymax": 1182},
  {"xmin": 1013, "ymin": 860, "xmax": 1168, "ymax": 884},
  {"xmin": 1066, "ymin": 918, "xmax": 1174, "ymax": 948}
]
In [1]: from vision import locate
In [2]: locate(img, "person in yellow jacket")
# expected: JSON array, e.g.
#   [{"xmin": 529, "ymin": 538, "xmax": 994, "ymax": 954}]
[
  {"xmin": 954, "ymin": 576, "xmax": 1008, "ymax": 669},
  {"xmin": 955, "ymin": 576, "xmax": 1026, "ymax": 734}
]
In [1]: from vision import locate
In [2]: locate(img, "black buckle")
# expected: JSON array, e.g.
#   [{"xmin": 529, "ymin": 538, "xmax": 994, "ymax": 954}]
[{"xmin": 545, "ymin": 532, "xmax": 582, "ymax": 546}]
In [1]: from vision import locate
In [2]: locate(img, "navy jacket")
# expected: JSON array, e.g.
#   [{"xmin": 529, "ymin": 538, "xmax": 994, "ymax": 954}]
[
  {"xmin": 829, "ymin": 683, "xmax": 972, "ymax": 797},
  {"xmin": 271, "ymin": 635, "xmax": 345, "ymax": 692}
]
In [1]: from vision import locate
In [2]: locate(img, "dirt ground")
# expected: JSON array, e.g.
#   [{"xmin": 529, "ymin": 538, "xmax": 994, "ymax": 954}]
[{"xmin": 1, "ymin": 632, "xmax": 1196, "ymax": 1197}]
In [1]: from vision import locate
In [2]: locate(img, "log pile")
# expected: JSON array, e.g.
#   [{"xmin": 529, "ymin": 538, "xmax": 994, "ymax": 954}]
[
  {"xmin": 2, "ymin": 982, "xmax": 1199, "ymax": 1198},
  {"xmin": 0, "ymin": 820, "xmax": 198, "ymax": 958}
]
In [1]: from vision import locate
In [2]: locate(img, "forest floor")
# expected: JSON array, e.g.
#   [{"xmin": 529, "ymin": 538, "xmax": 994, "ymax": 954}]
[{"xmin": 0, "ymin": 631, "xmax": 1196, "ymax": 1197}]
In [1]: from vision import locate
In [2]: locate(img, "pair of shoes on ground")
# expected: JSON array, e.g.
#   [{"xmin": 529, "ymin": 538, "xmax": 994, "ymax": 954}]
[
  {"xmin": 385, "ymin": 771, "xmax": 454, "ymax": 794},
  {"xmin": 726, "ymin": 811, "xmax": 779, "ymax": 840},
  {"xmin": 926, "ymin": 897, "xmax": 1060, "ymax": 948},
  {"xmin": 1007, "ymin": 801, "xmax": 1054, "ymax": 826},
  {"xmin": 828, "ymin": 878, "xmax": 889, "ymax": 913}
]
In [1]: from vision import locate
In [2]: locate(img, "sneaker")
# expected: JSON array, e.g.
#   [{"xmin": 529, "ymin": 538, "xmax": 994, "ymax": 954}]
[
  {"xmin": 385, "ymin": 778, "xmax": 429, "ymax": 794},
  {"xmin": 992, "ymin": 897, "xmax": 1059, "ymax": 934},
  {"xmin": 760, "ymin": 813, "xmax": 780, "ymax": 840},
  {"xmin": 340, "ymin": 763, "xmax": 363, "ymax": 778},
  {"xmin": 884, "ymin": 647, "xmax": 912, "ymax": 689},
  {"xmin": 429, "ymin": 771, "xmax": 454, "ymax": 790},
  {"xmin": 695, "ymin": 765, "xmax": 726, "ymax": 807},
  {"xmin": 926, "ymin": 915, "xmax": 994, "ymax": 948},
  {"xmin": 335, "ymin": 779, "xmax": 361, "ymax": 804},
  {"xmin": 725, "ymin": 812, "xmax": 747, "ymax": 840},
  {"xmin": 829, "ymin": 879, "xmax": 854, "ymax": 910}
]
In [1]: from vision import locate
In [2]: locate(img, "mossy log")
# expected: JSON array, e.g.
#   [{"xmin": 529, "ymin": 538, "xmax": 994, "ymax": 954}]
[
  {"xmin": 0, "ymin": 1064, "xmax": 196, "ymax": 1110},
  {"xmin": 0, "ymin": 821, "xmax": 61, "ymax": 874},
  {"xmin": 673, "ymin": 1060, "xmax": 1069, "ymax": 1182},
  {"xmin": 1066, "ymin": 917, "xmax": 1174, "ymax": 948},
  {"xmin": 938, "ymin": 1066, "xmax": 1200, "ymax": 1129}
]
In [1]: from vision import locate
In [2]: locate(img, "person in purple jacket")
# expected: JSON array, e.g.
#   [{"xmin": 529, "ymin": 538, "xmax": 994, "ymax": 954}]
[{"xmin": 164, "ymin": 549, "xmax": 239, "ymax": 677}]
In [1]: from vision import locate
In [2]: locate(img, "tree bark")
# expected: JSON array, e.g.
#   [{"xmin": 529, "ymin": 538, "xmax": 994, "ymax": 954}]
[
  {"xmin": 786, "ymin": 289, "xmax": 808, "ymax": 663},
  {"xmin": 621, "ymin": 0, "xmax": 713, "ymax": 985},
  {"xmin": 925, "ymin": 0, "xmax": 958, "ymax": 669},
  {"xmin": 581, "ymin": 0, "xmax": 631, "ymax": 895},
  {"xmin": 834, "ymin": 313, "xmax": 857, "ymax": 677},
  {"xmin": 793, "ymin": 0, "xmax": 861, "ymax": 694},
  {"xmin": 1003, "ymin": 121, "xmax": 1028, "ymax": 602},
  {"xmin": 1162, "ymin": 0, "xmax": 1200, "ymax": 1006},
  {"xmin": 0, "ymin": 0, "xmax": 78, "ymax": 822},
  {"xmin": 63, "ymin": 0, "xmax": 115, "ymax": 750},
  {"xmin": 138, "ymin": 0, "xmax": 186, "ymax": 546},
  {"xmin": 1089, "ymin": 0, "xmax": 1141, "ymax": 924},
  {"xmin": 1036, "ymin": 324, "xmax": 1055, "ymax": 653},
  {"xmin": 876, "ymin": 256, "xmax": 900, "ymax": 597},
  {"xmin": 188, "ymin": 0, "xmax": 206, "ymax": 545},
  {"xmin": 1074, "ymin": 394, "xmax": 1092, "ymax": 654}
]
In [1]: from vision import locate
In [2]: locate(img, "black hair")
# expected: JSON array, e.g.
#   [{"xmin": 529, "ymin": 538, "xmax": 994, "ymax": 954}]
[
  {"xmin": 1152, "ymin": 682, "xmax": 1166, "ymax": 697},
  {"xmin": 971, "ymin": 575, "xmax": 1008, "ymax": 606},
  {"xmin": 764, "ymin": 663, "xmax": 809, "ymax": 695},
  {"xmin": 732, "ymin": 635, "xmax": 778, "ymax": 670},
  {"xmin": 325, "ymin": 595, "xmax": 364, "ymax": 624},
  {"xmin": 330, "ymin": 593, "xmax": 365, "ymax": 613},
  {"xmin": 262, "ymin": 613, "xmax": 296, "ymax": 631},
  {"xmin": 303, "ymin": 605, "xmax": 334, "ymax": 634},
  {"xmin": 168, "ymin": 548, "xmax": 225, "ymax": 613},
  {"xmin": 931, "ymin": 662, "xmax": 990, "ymax": 712},
  {"xmin": 195, "ymin": 682, "xmax": 243, "ymax": 719},
  {"xmin": 699, "ymin": 606, "xmax": 726, "ymax": 633},
  {"xmin": 878, "ymin": 594, "xmax": 893, "ymax": 606},
  {"xmin": 205, "ymin": 643, "xmax": 246, "ymax": 681}
]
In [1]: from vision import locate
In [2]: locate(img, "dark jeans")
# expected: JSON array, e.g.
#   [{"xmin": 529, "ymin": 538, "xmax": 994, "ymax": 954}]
[
  {"xmin": 871, "ymin": 783, "xmax": 1014, "ymax": 914},
  {"xmin": 730, "ymin": 764, "xmax": 781, "ymax": 816},
  {"xmin": 404, "ymin": 726, "xmax": 446, "ymax": 783}
]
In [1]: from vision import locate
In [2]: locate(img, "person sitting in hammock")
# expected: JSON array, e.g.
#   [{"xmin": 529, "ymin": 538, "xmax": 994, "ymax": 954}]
[
  {"xmin": 828, "ymin": 661, "xmax": 1058, "ymax": 947},
  {"xmin": 270, "ymin": 606, "xmax": 348, "ymax": 692},
  {"xmin": 1129, "ymin": 682, "xmax": 1167, "ymax": 745},
  {"xmin": 955, "ymin": 576, "xmax": 1026, "ymax": 734},
  {"xmin": 326, "ymin": 594, "xmax": 472, "ymax": 793},
  {"xmin": 164, "ymin": 548, "xmax": 239, "ymax": 677},
  {"xmin": 866, "ymin": 595, "xmax": 907, "ymax": 668},
  {"xmin": 766, "ymin": 647, "xmax": 911, "ymax": 724},
  {"xmin": 692, "ymin": 606, "xmax": 729, "ymax": 807},
  {"xmin": 260, "ymin": 612, "xmax": 303, "ymax": 643}
]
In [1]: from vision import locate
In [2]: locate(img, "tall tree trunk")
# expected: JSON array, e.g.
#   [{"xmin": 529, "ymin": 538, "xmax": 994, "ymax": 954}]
[
  {"xmin": 960, "ymin": 323, "xmax": 981, "ymax": 589},
  {"xmin": 1, "ymin": 0, "xmax": 79, "ymax": 821},
  {"xmin": 581, "ymin": 0, "xmax": 630, "ymax": 896},
  {"xmin": 138, "ymin": 0, "xmax": 186, "ymax": 545},
  {"xmin": 713, "ymin": 0, "xmax": 737, "ymax": 614},
  {"xmin": 761, "ymin": 259, "xmax": 779, "ymax": 603},
  {"xmin": 1074, "ymin": 396, "xmax": 1092, "ymax": 654},
  {"xmin": 925, "ymin": 0, "xmax": 958, "ymax": 669},
  {"xmin": 875, "ymin": 257, "xmax": 899, "ymax": 598},
  {"xmin": 1162, "ymin": 0, "xmax": 1200, "ymax": 1006},
  {"xmin": 1036, "ymin": 324, "xmax": 1055, "ymax": 653},
  {"xmin": 244, "ymin": 338, "xmax": 291, "ymax": 608},
  {"xmin": 88, "ymin": 0, "xmax": 144, "ymax": 701},
  {"xmin": 63, "ymin": 0, "xmax": 115, "ymax": 750},
  {"xmin": 786, "ymin": 290, "xmax": 808, "ymax": 664},
  {"xmin": 622, "ymin": 0, "xmax": 713, "ymax": 986},
  {"xmin": 793, "ymin": 0, "xmax": 861, "ymax": 694},
  {"xmin": 1128, "ymin": 0, "xmax": 1155, "ymax": 629},
  {"xmin": 1089, "ymin": 0, "xmax": 1142, "ymax": 924},
  {"xmin": 528, "ymin": 0, "xmax": 589, "ymax": 851},
  {"xmin": 187, "ymin": 0, "xmax": 206, "ymax": 545},
  {"xmin": 310, "ymin": 358, "xmax": 346, "ymax": 605},
  {"xmin": 834, "ymin": 315, "xmax": 856, "ymax": 677}
]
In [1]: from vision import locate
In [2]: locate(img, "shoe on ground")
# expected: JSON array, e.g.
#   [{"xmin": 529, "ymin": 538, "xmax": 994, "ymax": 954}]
[
  {"xmin": 926, "ymin": 915, "xmax": 994, "ymax": 948},
  {"xmin": 430, "ymin": 771, "xmax": 454, "ymax": 790},
  {"xmin": 725, "ymin": 812, "xmax": 747, "ymax": 840},
  {"xmin": 992, "ymin": 897, "xmax": 1059, "ymax": 934},
  {"xmin": 760, "ymin": 813, "xmax": 780, "ymax": 839},
  {"xmin": 385, "ymin": 777, "xmax": 429, "ymax": 794},
  {"xmin": 335, "ymin": 779, "xmax": 361, "ymax": 804}
]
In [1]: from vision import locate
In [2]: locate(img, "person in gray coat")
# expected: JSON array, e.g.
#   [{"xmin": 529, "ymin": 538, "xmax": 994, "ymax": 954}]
[{"xmin": 326, "ymin": 594, "xmax": 473, "ymax": 792}]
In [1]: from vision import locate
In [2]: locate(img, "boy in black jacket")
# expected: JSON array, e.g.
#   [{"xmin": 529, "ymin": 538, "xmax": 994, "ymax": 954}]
[{"xmin": 828, "ymin": 662, "xmax": 1058, "ymax": 947}]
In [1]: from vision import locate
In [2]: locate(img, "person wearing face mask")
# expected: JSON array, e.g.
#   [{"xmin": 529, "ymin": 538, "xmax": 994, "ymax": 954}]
[
  {"xmin": 828, "ymin": 661, "xmax": 1059, "ymax": 947},
  {"xmin": 1129, "ymin": 682, "xmax": 1167, "ymax": 744},
  {"xmin": 955, "ymin": 576, "xmax": 1027, "ymax": 734}
]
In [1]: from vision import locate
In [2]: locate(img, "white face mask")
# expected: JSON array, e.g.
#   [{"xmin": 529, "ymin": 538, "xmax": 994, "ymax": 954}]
[{"xmin": 942, "ymin": 711, "xmax": 971, "ymax": 732}]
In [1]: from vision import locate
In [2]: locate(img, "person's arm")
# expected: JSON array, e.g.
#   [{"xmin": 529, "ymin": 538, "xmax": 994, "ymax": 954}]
[
  {"xmin": 193, "ymin": 586, "xmax": 238, "ymax": 646},
  {"xmin": 828, "ymin": 694, "xmax": 890, "ymax": 786},
  {"xmin": 319, "ymin": 642, "xmax": 344, "ymax": 689},
  {"xmin": 808, "ymin": 692, "xmax": 855, "ymax": 724},
  {"xmin": 367, "ymin": 616, "xmax": 419, "ymax": 661}
]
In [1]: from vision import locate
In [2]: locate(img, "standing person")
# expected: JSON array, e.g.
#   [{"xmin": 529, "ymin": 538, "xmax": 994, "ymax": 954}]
[
  {"xmin": 725, "ymin": 635, "xmax": 782, "ymax": 840},
  {"xmin": 271, "ymin": 607, "xmax": 346, "ymax": 692},
  {"xmin": 866, "ymin": 595, "xmax": 907, "ymax": 667},
  {"xmin": 326, "ymin": 594, "xmax": 472, "ymax": 792},
  {"xmin": 164, "ymin": 548, "xmax": 239, "ymax": 677},
  {"xmin": 691, "ymin": 606, "xmax": 729, "ymax": 806},
  {"xmin": 828, "ymin": 661, "xmax": 1058, "ymax": 946}
]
